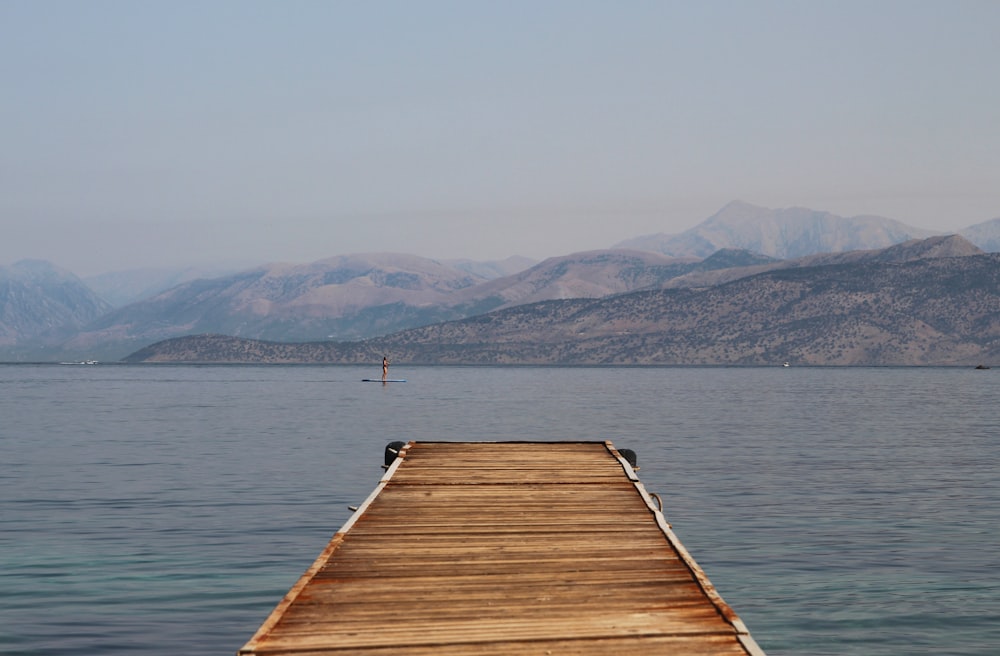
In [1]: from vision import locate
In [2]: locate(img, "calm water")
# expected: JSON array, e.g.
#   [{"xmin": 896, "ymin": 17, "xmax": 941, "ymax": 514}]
[{"xmin": 1, "ymin": 364, "xmax": 997, "ymax": 655}]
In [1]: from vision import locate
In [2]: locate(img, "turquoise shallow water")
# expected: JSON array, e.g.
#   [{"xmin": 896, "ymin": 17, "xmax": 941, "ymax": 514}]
[{"xmin": 1, "ymin": 364, "xmax": 998, "ymax": 654}]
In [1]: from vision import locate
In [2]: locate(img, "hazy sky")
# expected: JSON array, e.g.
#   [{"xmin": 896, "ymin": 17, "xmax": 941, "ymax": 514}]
[{"xmin": 3, "ymin": 1, "xmax": 999, "ymax": 276}]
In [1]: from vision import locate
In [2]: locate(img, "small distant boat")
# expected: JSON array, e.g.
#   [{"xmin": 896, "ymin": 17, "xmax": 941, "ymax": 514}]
[
  {"xmin": 60, "ymin": 360, "xmax": 99, "ymax": 365},
  {"xmin": 782, "ymin": 362, "xmax": 790, "ymax": 367},
  {"xmin": 975, "ymin": 364, "xmax": 991, "ymax": 370}
]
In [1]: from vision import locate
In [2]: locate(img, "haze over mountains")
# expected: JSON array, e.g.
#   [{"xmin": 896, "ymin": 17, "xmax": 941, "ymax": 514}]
[
  {"xmin": 614, "ymin": 200, "xmax": 941, "ymax": 257},
  {"xmin": 0, "ymin": 260, "xmax": 111, "ymax": 350},
  {"xmin": 3, "ymin": 202, "xmax": 999, "ymax": 365},
  {"xmin": 129, "ymin": 238, "xmax": 1000, "ymax": 367}
]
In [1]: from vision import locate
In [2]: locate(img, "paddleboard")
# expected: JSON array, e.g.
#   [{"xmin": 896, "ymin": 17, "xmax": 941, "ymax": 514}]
[{"xmin": 362, "ymin": 379, "xmax": 407, "ymax": 383}]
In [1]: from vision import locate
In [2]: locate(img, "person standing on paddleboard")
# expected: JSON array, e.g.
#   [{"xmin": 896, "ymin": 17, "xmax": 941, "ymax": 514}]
[{"xmin": 382, "ymin": 355, "xmax": 389, "ymax": 383}]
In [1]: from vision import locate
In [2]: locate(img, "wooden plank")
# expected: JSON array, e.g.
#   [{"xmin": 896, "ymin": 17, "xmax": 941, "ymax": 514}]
[
  {"xmin": 240, "ymin": 634, "xmax": 752, "ymax": 656},
  {"xmin": 239, "ymin": 441, "xmax": 764, "ymax": 656}
]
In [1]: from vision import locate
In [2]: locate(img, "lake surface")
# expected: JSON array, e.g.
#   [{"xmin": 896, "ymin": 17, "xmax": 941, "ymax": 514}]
[{"xmin": 1, "ymin": 364, "xmax": 998, "ymax": 655}]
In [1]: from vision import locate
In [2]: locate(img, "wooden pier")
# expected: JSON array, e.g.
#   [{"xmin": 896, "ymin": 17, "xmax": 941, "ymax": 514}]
[{"xmin": 239, "ymin": 441, "xmax": 765, "ymax": 655}]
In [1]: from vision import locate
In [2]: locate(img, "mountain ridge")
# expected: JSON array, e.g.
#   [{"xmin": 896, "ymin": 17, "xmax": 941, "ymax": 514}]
[
  {"xmin": 3, "ymin": 201, "xmax": 999, "ymax": 361},
  {"xmin": 615, "ymin": 200, "xmax": 942, "ymax": 257},
  {"xmin": 124, "ymin": 241, "xmax": 1000, "ymax": 367},
  {"xmin": 0, "ymin": 260, "xmax": 112, "ymax": 351}
]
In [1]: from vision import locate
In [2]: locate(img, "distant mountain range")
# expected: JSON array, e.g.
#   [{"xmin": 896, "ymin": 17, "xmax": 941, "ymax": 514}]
[
  {"xmin": 125, "ymin": 236, "xmax": 1000, "ymax": 367},
  {"xmin": 3, "ymin": 201, "xmax": 999, "ymax": 364},
  {"xmin": 0, "ymin": 260, "xmax": 112, "ymax": 360},
  {"xmin": 614, "ymin": 200, "xmax": 945, "ymax": 257},
  {"xmin": 83, "ymin": 265, "xmax": 247, "ymax": 308}
]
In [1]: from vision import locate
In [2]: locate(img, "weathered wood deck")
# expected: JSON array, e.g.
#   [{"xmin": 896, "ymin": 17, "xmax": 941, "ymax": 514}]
[{"xmin": 239, "ymin": 441, "xmax": 765, "ymax": 655}]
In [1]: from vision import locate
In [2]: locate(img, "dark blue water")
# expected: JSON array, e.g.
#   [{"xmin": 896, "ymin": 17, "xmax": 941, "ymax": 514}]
[{"xmin": 1, "ymin": 364, "xmax": 997, "ymax": 655}]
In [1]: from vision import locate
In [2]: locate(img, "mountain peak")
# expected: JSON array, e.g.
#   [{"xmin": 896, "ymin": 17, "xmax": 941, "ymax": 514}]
[
  {"xmin": 1, "ymin": 260, "xmax": 111, "ymax": 349},
  {"xmin": 3, "ymin": 259, "xmax": 78, "ymax": 283},
  {"xmin": 715, "ymin": 200, "xmax": 768, "ymax": 216},
  {"xmin": 622, "ymin": 201, "xmax": 940, "ymax": 259},
  {"xmin": 876, "ymin": 234, "xmax": 982, "ymax": 261}
]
